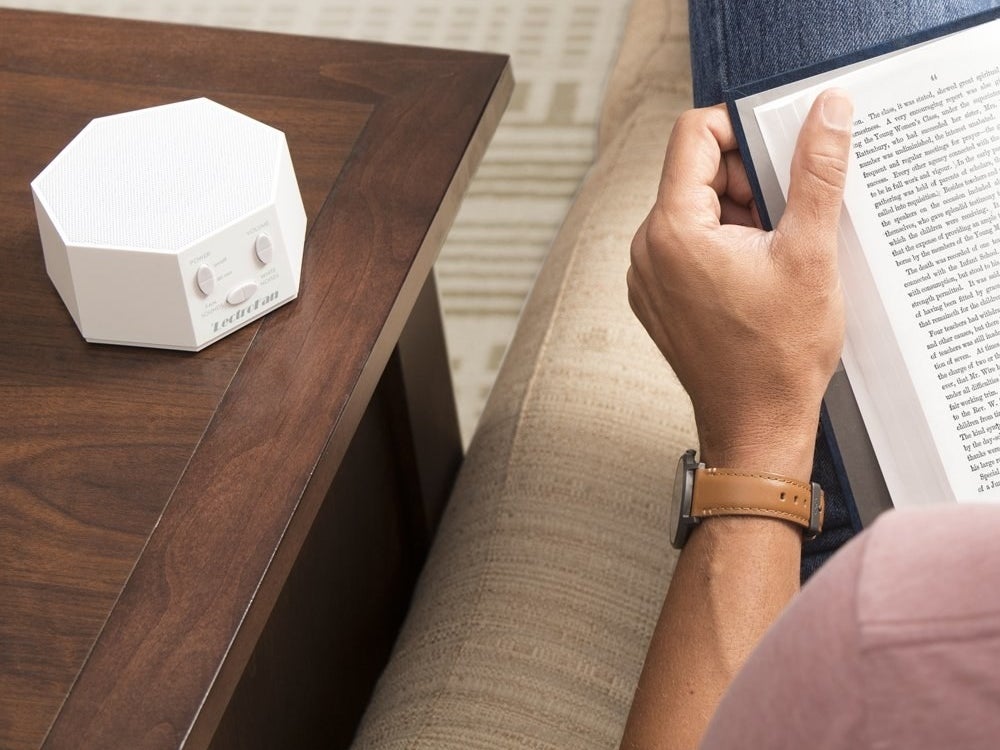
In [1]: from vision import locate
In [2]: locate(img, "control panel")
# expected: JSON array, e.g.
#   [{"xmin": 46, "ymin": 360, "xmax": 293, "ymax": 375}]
[{"xmin": 181, "ymin": 209, "xmax": 298, "ymax": 347}]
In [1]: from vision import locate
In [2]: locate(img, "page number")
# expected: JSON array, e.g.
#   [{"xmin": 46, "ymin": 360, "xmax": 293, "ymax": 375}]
[{"xmin": 931, "ymin": 73, "xmax": 939, "ymax": 81}]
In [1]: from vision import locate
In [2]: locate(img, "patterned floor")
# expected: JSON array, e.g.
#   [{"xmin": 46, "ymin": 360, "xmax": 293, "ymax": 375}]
[{"xmin": 6, "ymin": 0, "xmax": 634, "ymax": 443}]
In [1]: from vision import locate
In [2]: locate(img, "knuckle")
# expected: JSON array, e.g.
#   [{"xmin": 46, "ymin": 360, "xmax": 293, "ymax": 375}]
[
  {"xmin": 626, "ymin": 277, "xmax": 642, "ymax": 316},
  {"xmin": 629, "ymin": 229, "xmax": 650, "ymax": 274},
  {"xmin": 646, "ymin": 201, "xmax": 683, "ymax": 246},
  {"xmin": 671, "ymin": 105, "xmax": 722, "ymax": 146},
  {"xmin": 631, "ymin": 207, "xmax": 676, "ymax": 273},
  {"xmin": 673, "ymin": 108, "xmax": 702, "ymax": 134},
  {"xmin": 625, "ymin": 262, "xmax": 638, "ymax": 293}
]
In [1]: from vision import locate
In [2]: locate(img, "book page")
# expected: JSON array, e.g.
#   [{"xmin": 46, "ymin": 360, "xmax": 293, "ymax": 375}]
[{"xmin": 754, "ymin": 20, "xmax": 1000, "ymax": 504}]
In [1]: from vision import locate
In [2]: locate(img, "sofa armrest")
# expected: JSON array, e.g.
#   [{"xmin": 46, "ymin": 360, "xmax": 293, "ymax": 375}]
[
  {"xmin": 351, "ymin": 1, "xmax": 696, "ymax": 747},
  {"xmin": 599, "ymin": 0, "xmax": 692, "ymax": 151}
]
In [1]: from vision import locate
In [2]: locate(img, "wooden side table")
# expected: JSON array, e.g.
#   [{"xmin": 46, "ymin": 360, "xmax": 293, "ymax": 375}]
[{"xmin": 0, "ymin": 9, "xmax": 512, "ymax": 749}]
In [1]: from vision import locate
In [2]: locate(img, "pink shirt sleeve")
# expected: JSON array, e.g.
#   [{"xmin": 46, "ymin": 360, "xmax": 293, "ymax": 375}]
[{"xmin": 700, "ymin": 504, "xmax": 1000, "ymax": 750}]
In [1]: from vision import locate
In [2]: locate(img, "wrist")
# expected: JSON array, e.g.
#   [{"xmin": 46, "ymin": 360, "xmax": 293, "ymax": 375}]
[
  {"xmin": 698, "ymin": 421, "xmax": 819, "ymax": 483},
  {"xmin": 671, "ymin": 445, "xmax": 825, "ymax": 550},
  {"xmin": 699, "ymin": 446, "xmax": 814, "ymax": 485},
  {"xmin": 694, "ymin": 513, "xmax": 805, "ymax": 544}
]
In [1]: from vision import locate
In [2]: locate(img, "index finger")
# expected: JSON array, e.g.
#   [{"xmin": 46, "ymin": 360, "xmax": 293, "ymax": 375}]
[{"xmin": 658, "ymin": 104, "xmax": 740, "ymax": 222}]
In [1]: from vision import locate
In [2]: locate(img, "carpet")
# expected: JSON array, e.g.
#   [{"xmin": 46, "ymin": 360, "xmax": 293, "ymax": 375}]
[{"xmin": 6, "ymin": 0, "xmax": 635, "ymax": 443}]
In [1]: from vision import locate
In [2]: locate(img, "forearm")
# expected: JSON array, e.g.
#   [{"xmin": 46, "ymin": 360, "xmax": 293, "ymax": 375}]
[
  {"xmin": 620, "ymin": 515, "xmax": 801, "ymax": 750},
  {"xmin": 620, "ymin": 432, "xmax": 814, "ymax": 750},
  {"xmin": 624, "ymin": 90, "xmax": 852, "ymax": 750}
]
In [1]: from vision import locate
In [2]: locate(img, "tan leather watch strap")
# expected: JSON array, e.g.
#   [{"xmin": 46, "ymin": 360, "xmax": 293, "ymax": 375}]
[{"xmin": 690, "ymin": 467, "xmax": 825, "ymax": 532}]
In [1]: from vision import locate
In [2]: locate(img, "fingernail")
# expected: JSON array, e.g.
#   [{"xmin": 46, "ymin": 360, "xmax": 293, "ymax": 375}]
[{"xmin": 822, "ymin": 90, "xmax": 853, "ymax": 132}]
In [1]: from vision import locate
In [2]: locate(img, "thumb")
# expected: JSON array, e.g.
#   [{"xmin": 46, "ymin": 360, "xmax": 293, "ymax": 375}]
[{"xmin": 778, "ymin": 89, "xmax": 854, "ymax": 254}]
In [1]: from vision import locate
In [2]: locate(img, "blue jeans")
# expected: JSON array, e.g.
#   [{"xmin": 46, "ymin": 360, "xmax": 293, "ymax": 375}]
[
  {"xmin": 689, "ymin": 1, "xmax": 1000, "ymax": 107},
  {"xmin": 687, "ymin": 0, "xmax": 999, "ymax": 579}
]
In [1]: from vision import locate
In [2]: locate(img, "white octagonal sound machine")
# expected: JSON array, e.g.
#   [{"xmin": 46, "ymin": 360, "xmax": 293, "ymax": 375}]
[{"xmin": 31, "ymin": 98, "xmax": 307, "ymax": 351}]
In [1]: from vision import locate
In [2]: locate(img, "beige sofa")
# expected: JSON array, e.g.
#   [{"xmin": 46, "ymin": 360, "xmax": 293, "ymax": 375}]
[{"xmin": 352, "ymin": 0, "xmax": 697, "ymax": 745}]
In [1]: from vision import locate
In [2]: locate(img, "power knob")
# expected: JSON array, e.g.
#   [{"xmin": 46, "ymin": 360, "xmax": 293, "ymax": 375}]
[{"xmin": 196, "ymin": 264, "xmax": 215, "ymax": 296}]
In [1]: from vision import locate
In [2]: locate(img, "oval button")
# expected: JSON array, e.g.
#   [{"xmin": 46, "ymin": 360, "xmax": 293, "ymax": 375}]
[
  {"xmin": 196, "ymin": 264, "xmax": 215, "ymax": 296},
  {"xmin": 255, "ymin": 233, "xmax": 274, "ymax": 264},
  {"xmin": 226, "ymin": 281, "xmax": 258, "ymax": 306}
]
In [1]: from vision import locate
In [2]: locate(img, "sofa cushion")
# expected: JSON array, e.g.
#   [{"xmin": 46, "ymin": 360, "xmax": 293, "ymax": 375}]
[{"xmin": 351, "ymin": 1, "xmax": 696, "ymax": 746}]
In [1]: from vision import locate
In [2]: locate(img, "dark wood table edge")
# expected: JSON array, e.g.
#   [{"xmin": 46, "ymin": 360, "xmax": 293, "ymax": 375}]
[
  {"xmin": 181, "ymin": 66, "xmax": 515, "ymax": 749},
  {"xmin": 12, "ymin": 14, "xmax": 515, "ymax": 745}
]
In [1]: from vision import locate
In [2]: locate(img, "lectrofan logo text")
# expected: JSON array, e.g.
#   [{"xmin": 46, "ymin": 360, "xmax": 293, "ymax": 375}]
[{"xmin": 212, "ymin": 290, "xmax": 280, "ymax": 333}]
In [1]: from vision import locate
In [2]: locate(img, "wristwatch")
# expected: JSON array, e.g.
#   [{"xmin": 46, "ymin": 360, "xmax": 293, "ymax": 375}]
[{"xmin": 669, "ymin": 449, "xmax": 824, "ymax": 549}]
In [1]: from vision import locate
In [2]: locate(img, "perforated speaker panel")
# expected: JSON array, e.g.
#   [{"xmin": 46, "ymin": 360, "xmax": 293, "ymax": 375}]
[{"xmin": 33, "ymin": 98, "xmax": 282, "ymax": 251}]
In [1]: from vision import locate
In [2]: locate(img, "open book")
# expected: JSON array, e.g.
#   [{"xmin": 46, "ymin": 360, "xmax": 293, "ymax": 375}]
[{"xmin": 728, "ymin": 9, "xmax": 1000, "ymax": 516}]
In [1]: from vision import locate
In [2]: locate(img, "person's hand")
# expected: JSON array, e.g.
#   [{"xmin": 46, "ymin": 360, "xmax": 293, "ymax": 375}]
[{"xmin": 627, "ymin": 89, "xmax": 854, "ymax": 481}]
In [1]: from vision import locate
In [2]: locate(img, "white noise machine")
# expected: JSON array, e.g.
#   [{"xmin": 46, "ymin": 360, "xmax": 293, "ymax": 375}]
[{"xmin": 31, "ymin": 98, "xmax": 307, "ymax": 351}]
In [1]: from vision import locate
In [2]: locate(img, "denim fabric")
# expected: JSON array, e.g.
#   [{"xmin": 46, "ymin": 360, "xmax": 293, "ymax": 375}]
[
  {"xmin": 689, "ymin": 0, "xmax": 1000, "ymax": 108},
  {"xmin": 802, "ymin": 427, "xmax": 856, "ymax": 581},
  {"xmin": 686, "ymin": 0, "xmax": 999, "ymax": 580}
]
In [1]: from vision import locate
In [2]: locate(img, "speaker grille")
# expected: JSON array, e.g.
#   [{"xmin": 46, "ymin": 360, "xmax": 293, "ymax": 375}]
[{"xmin": 34, "ymin": 98, "xmax": 281, "ymax": 252}]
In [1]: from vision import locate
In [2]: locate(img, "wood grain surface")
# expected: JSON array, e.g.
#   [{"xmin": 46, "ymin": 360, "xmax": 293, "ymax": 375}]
[{"xmin": 0, "ymin": 9, "xmax": 510, "ymax": 748}]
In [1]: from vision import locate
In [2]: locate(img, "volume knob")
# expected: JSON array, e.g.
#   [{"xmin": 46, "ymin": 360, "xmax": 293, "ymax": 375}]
[{"xmin": 255, "ymin": 233, "xmax": 274, "ymax": 264}]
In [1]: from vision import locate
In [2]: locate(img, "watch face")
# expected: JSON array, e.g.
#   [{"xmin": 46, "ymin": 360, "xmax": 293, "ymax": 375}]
[{"xmin": 670, "ymin": 450, "xmax": 696, "ymax": 548}]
